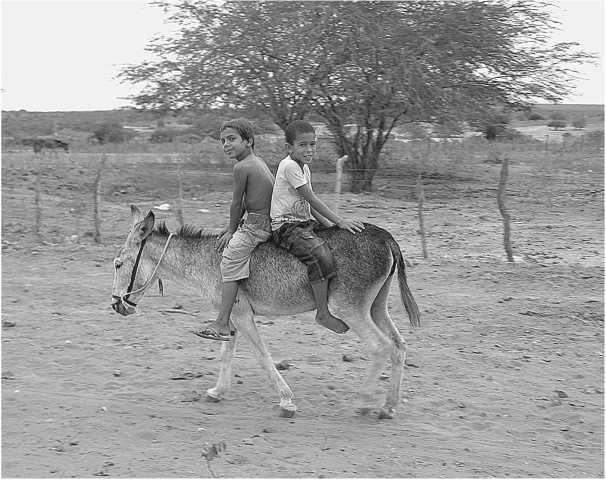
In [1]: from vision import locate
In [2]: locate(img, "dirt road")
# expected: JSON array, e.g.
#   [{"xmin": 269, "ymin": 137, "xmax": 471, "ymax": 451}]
[{"xmin": 2, "ymin": 151, "xmax": 603, "ymax": 477}]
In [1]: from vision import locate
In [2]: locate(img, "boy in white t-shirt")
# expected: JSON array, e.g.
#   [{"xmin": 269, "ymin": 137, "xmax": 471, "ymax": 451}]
[{"xmin": 270, "ymin": 120, "xmax": 365, "ymax": 334}]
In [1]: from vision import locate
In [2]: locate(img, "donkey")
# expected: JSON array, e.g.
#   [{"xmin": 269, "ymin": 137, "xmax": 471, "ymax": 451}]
[{"xmin": 111, "ymin": 205, "xmax": 420, "ymax": 419}]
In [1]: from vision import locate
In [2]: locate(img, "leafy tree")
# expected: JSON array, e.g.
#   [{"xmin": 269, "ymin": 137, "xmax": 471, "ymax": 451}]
[
  {"xmin": 571, "ymin": 117, "xmax": 587, "ymax": 129},
  {"xmin": 121, "ymin": 0, "xmax": 592, "ymax": 192}
]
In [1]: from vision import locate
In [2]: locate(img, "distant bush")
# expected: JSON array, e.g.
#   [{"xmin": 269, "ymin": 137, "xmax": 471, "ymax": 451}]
[
  {"xmin": 191, "ymin": 120, "xmax": 222, "ymax": 140},
  {"xmin": 174, "ymin": 133, "xmax": 202, "ymax": 144},
  {"xmin": 150, "ymin": 128, "xmax": 176, "ymax": 143},
  {"xmin": 527, "ymin": 112, "xmax": 545, "ymax": 121},
  {"xmin": 149, "ymin": 127, "xmax": 202, "ymax": 143},
  {"xmin": 571, "ymin": 117, "xmax": 587, "ymax": 129},
  {"xmin": 499, "ymin": 127, "xmax": 526, "ymax": 140},
  {"xmin": 549, "ymin": 111, "xmax": 567, "ymax": 121},
  {"xmin": 547, "ymin": 119, "xmax": 567, "ymax": 130},
  {"xmin": 92, "ymin": 122, "xmax": 135, "ymax": 144}
]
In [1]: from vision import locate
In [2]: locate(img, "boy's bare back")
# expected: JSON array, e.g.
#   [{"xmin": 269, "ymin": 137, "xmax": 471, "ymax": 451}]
[{"xmin": 236, "ymin": 155, "xmax": 275, "ymax": 215}]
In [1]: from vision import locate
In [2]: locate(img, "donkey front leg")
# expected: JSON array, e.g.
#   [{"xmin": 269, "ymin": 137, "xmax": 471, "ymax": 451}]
[
  {"xmin": 230, "ymin": 305, "xmax": 297, "ymax": 417},
  {"xmin": 206, "ymin": 334, "xmax": 237, "ymax": 402}
]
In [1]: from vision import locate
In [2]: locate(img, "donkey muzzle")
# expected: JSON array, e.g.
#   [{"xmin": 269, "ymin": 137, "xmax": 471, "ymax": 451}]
[{"xmin": 112, "ymin": 295, "xmax": 135, "ymax": 316}]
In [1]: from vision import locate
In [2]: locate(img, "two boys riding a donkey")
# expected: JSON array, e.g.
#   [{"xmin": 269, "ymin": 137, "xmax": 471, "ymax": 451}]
[{"xmin": 112, "ymin": 118, "xmax": 420, "ymax": 418}]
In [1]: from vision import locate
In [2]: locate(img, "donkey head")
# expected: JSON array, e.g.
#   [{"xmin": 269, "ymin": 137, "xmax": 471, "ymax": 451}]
[{"xmin": 111, "ymin": 205, "xmax": 156, "ymax": 315}]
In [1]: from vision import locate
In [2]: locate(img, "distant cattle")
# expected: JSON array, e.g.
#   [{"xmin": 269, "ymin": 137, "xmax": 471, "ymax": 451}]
[{"xmin": 23, "ymin": 138, "xmax": 70, "ymax": 153}]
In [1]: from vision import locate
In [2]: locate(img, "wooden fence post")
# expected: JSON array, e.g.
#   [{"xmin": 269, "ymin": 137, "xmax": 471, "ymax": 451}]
[
  {"xmin": 93, "ymin": 153, "xmax": 108, "ymax": 243},
  {"xmin": 334, "ymin": 155, "xmax": 347, "ymax": 214},
  {"xmin": 497, "ymin": 153, "xmax": 514, "ymax": 262},
  {"xmin": 34, "ymin": 167, "xmax": 42, "ymax": 242},
  {"xmin": 176, "ymin": 162, "xmax": 184, "ymax": 226},
  {"xmin": 415, "ymin": 173, "xmax": 428, "ymax": 259}
]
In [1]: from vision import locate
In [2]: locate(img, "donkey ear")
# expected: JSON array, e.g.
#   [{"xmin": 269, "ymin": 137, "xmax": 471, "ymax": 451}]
[
  {"xmin": 137, "ymin": 211, "xmax": 155, "ymax": 240},
  {"xmin": 130, "ymin": 204, "xmax": 143, "ymax": 224}
]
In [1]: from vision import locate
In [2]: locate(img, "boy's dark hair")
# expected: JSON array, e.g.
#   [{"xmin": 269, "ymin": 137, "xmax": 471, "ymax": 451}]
[
  {"xmin": 285, "ymin": 120, "xmax": 315, "ymax": 145},
  {"xmin": 220, "ymin": 118, "xmax": 255, "ymax": 149}
]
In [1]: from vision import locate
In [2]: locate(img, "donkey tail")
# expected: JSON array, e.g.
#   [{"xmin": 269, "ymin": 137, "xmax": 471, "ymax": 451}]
[{"xmin": 390, "ymin": 240, "xmax": 421, "ymax": 328}]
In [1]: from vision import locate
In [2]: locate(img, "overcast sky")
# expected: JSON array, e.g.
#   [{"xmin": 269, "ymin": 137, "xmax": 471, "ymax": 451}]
[{"xmin": 1, "ymin": 0, "xmax": 603, "ymax": 111}]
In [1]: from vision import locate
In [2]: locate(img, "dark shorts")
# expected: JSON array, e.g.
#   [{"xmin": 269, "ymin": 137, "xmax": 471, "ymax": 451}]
[{"xmin": 272, "ymin": 220, "xmax": 336, "ymax": 283}]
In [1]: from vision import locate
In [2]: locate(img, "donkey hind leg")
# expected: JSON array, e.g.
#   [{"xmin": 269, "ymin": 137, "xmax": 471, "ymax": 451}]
[
  {"xmin": 206, "ymin": 334, "xmax": 237, "ymax": 402},
  {"xmin": 332, "ymin": 291, "xmax": 391, "ymax": 414},
  {"xmin": 370, "ymin": 275, "xmax": 407, "ymax": 419},
  {"xmin": 229, "ymin": 300, "xmax": 296, "ymax": 417}
]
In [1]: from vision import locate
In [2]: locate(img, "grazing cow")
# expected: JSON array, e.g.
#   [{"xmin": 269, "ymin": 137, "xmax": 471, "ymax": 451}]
[{"xmin": 31, "ymin": 138, "xmax": 69, "ymax": 153}]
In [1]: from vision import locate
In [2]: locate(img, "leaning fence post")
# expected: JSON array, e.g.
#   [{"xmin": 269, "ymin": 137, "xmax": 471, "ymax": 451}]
[
  {"xmin": 34, "ymin": 166, "xmax": 42, "ymax": 242},
  {"xmin": 334, "ymin": 155, "xmax": 347, "ymax": 214},
  {"xmin": 415, "ymin": 173, "xmax": 428, "ymax": 259},
  {"xmin": 176, "ymin": 161, "xmax": 184, "ymax": 226},
  {"xmin": 93, "ymin": 153, "xmax": 108, "ymax": 243},
  {"xmin": 497, "ymin": 153, "xmax": 514, "ymax": 262}
]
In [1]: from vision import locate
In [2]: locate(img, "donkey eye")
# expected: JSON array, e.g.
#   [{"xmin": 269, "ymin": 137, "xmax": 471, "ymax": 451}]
[{"xmin": 114, "ymin": 259, "xmax": 123, "ymax": 269}]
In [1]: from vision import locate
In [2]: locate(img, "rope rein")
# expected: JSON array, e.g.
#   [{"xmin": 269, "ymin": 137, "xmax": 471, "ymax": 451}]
[{"xmin": 121, "ymin": 233, "xmax": 175, "ymax": 307}]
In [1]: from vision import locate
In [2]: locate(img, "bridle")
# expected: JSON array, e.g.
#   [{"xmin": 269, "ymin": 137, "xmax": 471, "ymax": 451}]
[{"xmin": 113, "ymin": 233, "xmax": 174, "ymax": 309}]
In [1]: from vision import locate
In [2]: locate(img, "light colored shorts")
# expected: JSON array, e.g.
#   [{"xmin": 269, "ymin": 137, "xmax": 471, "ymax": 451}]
[{"xmin": 221, "ymin": 213, "xmax": 271, "ymax": 282}]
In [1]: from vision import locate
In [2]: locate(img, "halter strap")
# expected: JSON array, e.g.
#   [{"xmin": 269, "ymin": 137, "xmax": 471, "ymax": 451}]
[{"xmin": 121, "ymin": 233, "xmax": 174, "ymax": 307}]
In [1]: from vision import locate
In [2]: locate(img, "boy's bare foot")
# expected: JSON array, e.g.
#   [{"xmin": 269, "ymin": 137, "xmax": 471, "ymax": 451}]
[{"xmin": 315, "ymin": 312, "xmax": 349, "ymax": 334}]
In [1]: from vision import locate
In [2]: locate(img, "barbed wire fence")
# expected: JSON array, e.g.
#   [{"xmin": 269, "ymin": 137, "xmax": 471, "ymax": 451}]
[{"xmin": 2, "ymin": 132, "xmax": 602, "ymax": 261}]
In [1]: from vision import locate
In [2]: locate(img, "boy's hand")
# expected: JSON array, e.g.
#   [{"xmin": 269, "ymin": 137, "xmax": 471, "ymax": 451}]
[
  {"xmin": 216, "ymin": 231, "xmax": 233, "ymax": 251},
  {"xmin": 337, "ymin": 218, "xmax": 365, "ymax": 234}
]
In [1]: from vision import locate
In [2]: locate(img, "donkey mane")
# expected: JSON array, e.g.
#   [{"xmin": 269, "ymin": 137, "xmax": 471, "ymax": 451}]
[{"xmin": 153, "ymin": 222, "xmax": 220, "ymax": 240}]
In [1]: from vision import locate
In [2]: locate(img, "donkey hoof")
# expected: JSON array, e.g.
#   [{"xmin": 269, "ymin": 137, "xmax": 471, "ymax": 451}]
[
  {"xmin": 205, "ymin": 390, "xmax": 222, "ymax": 403},
  {"xmin": 356, "ymin": 406, "xmax": 374, "ymax": 416},
  {"xmin": 278, "ymin": 406, "xmax": 296, "ymax": 418},
  {"xmin": 378, "ymin": 407, "xmax": 395, "ymax": 419}
]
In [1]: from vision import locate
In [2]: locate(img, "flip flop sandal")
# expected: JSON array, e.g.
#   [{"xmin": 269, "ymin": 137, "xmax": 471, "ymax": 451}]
[{"xmin": 192, "ymin": 328, "xmax": 235, "ymax": 342}]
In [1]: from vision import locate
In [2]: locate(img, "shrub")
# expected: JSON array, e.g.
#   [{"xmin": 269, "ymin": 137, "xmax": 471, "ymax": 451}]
[
  {"xmin": 528, "ymin": 112, "xmax": 544, "ymax": 121},
  {"xmin": 191, "ymin": 120, "xmax": 222, "ymax": 140},
  {"xmin": 572, "ymin": 117, "xmax": 587, "ymax": 129},
  {"xmin": 92, "ymin": 122, "xmax": 135, "ymax": 144},
  {"xmin": 149, "ymin": 128, "xmax": 175, "ymax": 143},
  {"xmin": 174, "ymin": 133, "xmax": 202, "ymax": 144},
  {"xmin": 549, "ymin": 111, "xmax": 567, "ymax": 121},
  {"xmin": 547, "ymin": 119, "xmax": 567, "ymax": 130}
]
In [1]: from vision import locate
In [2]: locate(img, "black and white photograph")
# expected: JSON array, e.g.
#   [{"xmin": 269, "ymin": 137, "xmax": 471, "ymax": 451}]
[{"xmin": 1, "ymin": 0, "xmax": 603, "ymax": 477}]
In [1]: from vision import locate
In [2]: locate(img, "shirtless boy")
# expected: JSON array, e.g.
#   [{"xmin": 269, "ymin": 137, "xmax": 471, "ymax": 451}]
[
  {"xmin": 271, "ymin": 120, "xmax": 365, "ymax": 334},
  {"xmin": 195, "ymin": 118, "xmax": 275, "ymax": 341}
]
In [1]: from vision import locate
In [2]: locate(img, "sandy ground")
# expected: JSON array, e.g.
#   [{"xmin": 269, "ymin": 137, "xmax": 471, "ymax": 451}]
[{"xmin": 1, "ymin": 149, "xmax": 604, "ymax": 478}]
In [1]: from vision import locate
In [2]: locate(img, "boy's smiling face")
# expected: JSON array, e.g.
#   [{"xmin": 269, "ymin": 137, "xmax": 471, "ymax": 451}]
[
  {"xmin": 220, "ymin": 127, "xmax": 252, "ymax": 161},
  {"xmin": 287, "ymin": 132, "xmax": 316, "ymax": 165}
]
